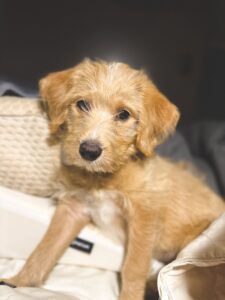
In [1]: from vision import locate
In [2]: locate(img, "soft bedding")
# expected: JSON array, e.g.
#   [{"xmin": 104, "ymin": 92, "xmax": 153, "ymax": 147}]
[
  {"xmin": 0, "ymin": 258, "xmax": 119, "ymax": 300},
  {"xmin": 1, "ymin": 195, "xmax": 225, "ymax": 300},
  {"xmin": 1, "ymin": 211, "xmax": 225, "ymax": 300},
  {"xmin": 158, "ymin": 212, "xmax": 225, "ymax": 300}
]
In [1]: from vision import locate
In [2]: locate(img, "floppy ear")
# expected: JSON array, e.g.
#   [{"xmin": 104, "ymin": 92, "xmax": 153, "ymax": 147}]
[
  {"xmin": 39, "ymin": 68, "xmax": 74, "ymax": 134},
  {"xmin": 136, "ymin": 83, "xmax": 180, "ymax": 156}
]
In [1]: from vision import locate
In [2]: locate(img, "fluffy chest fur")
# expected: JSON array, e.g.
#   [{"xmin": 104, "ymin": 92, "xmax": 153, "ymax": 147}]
[
  {"xmin": 86, "ymin": 189, "xmax": 126, "ymax": 243},
  {"xmin": 57, "ymin": 176, "xmax": 127, "ymax": 244}
]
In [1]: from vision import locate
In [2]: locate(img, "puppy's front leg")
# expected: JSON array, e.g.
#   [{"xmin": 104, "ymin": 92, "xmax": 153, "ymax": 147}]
[
  {"xmin": 1, "ymin": 202, "xmax": 90, "ymax": 287},
  {"xmin": 120, "ymin": 209, "xmax": 155, "ymax": 300}
]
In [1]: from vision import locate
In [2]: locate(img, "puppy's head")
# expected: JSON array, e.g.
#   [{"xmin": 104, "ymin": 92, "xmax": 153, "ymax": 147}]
[{"xmin": 40, "ymin": 59, "xmax": 179, "ymax": 173}]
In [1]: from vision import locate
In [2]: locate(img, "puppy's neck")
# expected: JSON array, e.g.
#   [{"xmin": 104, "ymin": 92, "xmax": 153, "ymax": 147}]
[
  {"xmin": 60, "ymin": 164, "xmax": 114, "ymax": 190},
  {"xmin": 59, "ymin": 153, "xmax": 153, "ymax": 191}
]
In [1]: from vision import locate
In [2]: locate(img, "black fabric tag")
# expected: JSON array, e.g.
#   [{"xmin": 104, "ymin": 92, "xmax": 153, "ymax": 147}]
[{"xmin": 70, "ymin": 237, "xmax": 94, "ymax": 254}]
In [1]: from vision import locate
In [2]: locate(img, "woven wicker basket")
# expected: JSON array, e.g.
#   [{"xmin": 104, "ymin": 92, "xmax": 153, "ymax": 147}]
[{"xmin": 0, "ymin": 96, "xmax": 60, "ymax": 197}]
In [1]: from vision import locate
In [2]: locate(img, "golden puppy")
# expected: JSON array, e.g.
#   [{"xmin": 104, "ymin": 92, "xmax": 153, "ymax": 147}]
[{"xmin": 1, "ymin": 59, "xmax": 225, "ymax": 300}]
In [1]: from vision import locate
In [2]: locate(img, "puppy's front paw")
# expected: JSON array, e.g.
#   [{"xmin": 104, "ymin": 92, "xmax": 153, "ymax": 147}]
[
  {"xmin": 0, "ymin": 279, "xmax": 16, "ymax": 288},
  {"xmin": 0, "ymin": 275, "xmax": 41, "ymax": 288}
]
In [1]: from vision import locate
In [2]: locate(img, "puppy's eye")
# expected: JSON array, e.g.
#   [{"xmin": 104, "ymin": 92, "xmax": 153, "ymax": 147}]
[
  {"xmin": 116, "ymin": 109, "xmax": 130, "ymax": 121},
  {"xmin": 76, "ymin": 100, "xmax": 91, "ymax": 112}
]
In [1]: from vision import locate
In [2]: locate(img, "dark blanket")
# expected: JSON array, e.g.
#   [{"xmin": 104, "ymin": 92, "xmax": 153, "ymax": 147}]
[{"xmin": 158, "ymin": 123, "xmax": 225, "ymax": 197}]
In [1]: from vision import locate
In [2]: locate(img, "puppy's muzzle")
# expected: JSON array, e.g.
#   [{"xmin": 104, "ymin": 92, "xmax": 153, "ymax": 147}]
[{"xmin": 79, "ymin": 140, "xmax": 102, "ymax": 161}]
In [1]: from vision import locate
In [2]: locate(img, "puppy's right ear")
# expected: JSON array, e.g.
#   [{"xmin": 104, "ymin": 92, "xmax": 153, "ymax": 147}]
[{"xmin": 39, "ymin": 68, "xmax": 74, "ymax": 134}]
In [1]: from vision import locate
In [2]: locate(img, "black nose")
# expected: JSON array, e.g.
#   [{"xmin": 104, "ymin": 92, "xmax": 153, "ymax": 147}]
[{"xmin": 79, "ymin": 140, "xmax": 102, "ymax": 161}]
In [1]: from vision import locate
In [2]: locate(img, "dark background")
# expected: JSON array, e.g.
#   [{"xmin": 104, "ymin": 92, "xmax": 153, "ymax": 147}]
[{"xmin": 1, "ymin": 0, "xmax": 225, "ymax": 125}]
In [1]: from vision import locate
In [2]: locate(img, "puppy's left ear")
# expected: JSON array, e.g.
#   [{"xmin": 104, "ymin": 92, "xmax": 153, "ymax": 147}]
[
  {"xmin": 136, "ymin": 83, "xmax": 180, "ymax": 156},
  {"xmin": 39, "ymin": 68, "xmax": 74, "ymax": 134}
]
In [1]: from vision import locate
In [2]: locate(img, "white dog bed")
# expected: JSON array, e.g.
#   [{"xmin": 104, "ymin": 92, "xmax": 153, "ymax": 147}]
[
  {"xmin": 0, "ymin": 185, "xmax": 225, "ymax": 300},
  {"xmin": 158, "ymin": 212, "xmax": 225, "ymax": 300},
  {"xmin": 0, "ymin": 258, "xmax": 119, "ymax": 300}
]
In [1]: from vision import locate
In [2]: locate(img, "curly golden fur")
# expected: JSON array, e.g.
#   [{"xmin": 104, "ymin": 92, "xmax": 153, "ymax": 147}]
[{"xmin": 1, "ymin": 59, "xmax": 225, "ymax": 300}]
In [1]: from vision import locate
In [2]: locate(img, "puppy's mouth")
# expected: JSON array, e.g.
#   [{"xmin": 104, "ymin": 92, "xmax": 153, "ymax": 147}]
[{"xmin": 79, "ymin": 139, "xmax": 103, "ymax": 162}]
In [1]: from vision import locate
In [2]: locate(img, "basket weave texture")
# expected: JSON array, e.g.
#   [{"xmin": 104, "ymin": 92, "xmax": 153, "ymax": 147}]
[{"xmin": 0, "ymin": 97, "xmax": 60, "ymax": 197}]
